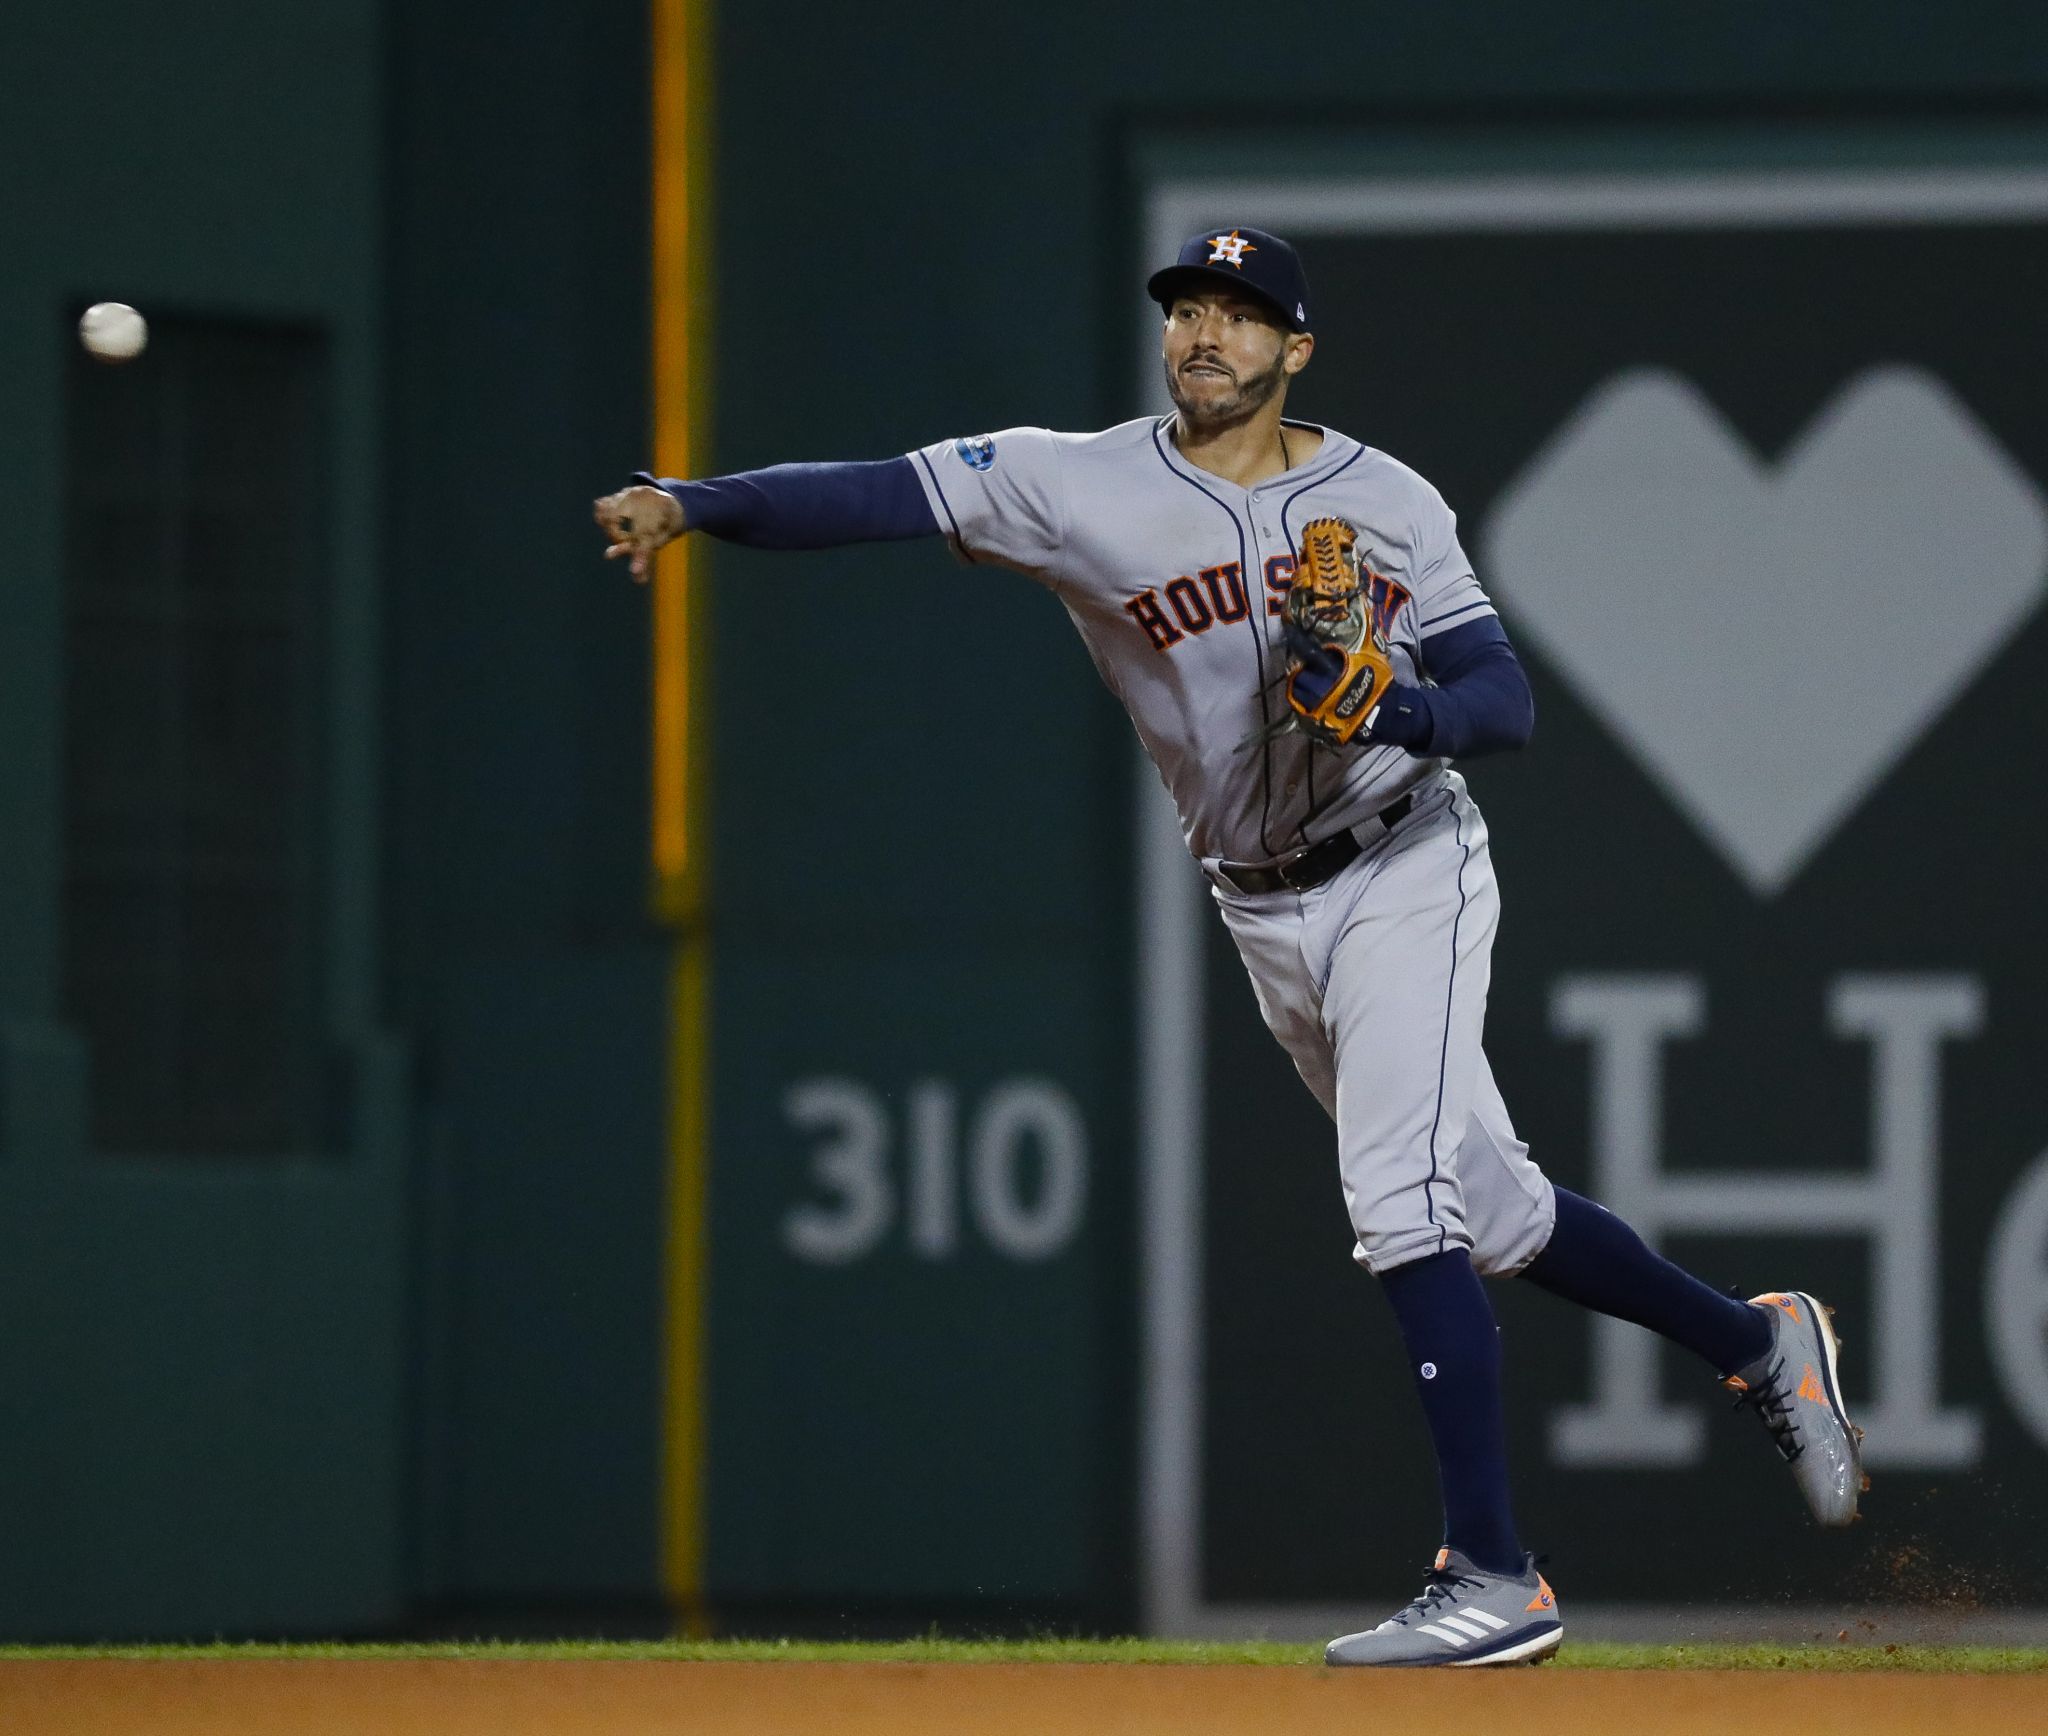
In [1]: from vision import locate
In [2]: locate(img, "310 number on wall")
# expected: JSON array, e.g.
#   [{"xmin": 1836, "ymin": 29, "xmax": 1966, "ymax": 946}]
[{"xmin": 782, "ymin": 1078, "xmax": 1087, "ymax": 1264}]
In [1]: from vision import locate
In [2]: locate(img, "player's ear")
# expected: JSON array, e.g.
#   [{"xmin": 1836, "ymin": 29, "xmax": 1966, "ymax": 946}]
[{"xmin": 1283, "ymin": 331, "xmax": 1315, "ymax": 376}]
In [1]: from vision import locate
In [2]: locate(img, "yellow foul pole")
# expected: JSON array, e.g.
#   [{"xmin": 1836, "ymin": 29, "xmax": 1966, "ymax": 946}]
[{"xmin": 651, "ymin": 0, "xmax": 713, "ymax": 1631}]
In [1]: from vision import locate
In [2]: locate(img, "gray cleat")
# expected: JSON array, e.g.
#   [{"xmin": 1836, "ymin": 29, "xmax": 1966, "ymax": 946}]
[
  {"xmin": 1325, "ymin": 1547, "xmax": 1562, "ymax": 1667},
  {"xmin": 1724, "ymin": 1290, "xmax": 1868, "ymax": 1527}
]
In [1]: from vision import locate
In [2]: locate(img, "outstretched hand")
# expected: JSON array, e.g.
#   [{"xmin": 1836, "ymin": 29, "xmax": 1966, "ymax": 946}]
[{"xmin": 593, "ymin": 485, "xmax": 687, "ymax": 581}]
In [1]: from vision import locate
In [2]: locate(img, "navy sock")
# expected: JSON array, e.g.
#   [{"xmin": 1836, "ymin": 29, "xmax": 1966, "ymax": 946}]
[
  {"xmin": 1377, "ymin": 1249, "xmax": 1522, "ymax": 1577},
  {"xmin": 1521, "ymin": 1187, "xmax": 1772, "ymax": 1376}
]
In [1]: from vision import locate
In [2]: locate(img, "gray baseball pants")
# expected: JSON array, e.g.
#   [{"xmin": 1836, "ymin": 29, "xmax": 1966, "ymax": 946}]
[{"xmin": 1210, "ymin": 771, "xmax": 1557, "ymax": 1275}]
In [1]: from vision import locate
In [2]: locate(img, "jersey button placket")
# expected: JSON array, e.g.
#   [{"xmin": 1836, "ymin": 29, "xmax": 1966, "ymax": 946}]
[
  {"xmin": 1251, "ymin": 493, "xmax": 1294, "ymax": 803},
  {"xmin": 1236, "ymin": 479, "xmax": 1299, "ymax": 854}
]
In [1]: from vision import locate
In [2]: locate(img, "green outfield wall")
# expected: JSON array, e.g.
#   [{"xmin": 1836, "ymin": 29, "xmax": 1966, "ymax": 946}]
[
  {"xmin": 0, "ymin": 0, "xmax": 663, "ymax": 1639},
  {"xmin": 3, "ymin": 0, "xmax": 2047, "ymax": 1644}
]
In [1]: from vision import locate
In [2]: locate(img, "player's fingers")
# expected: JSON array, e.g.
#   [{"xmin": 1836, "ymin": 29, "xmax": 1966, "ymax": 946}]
[{"xmin": 605, "ymin": 541, "xmax": 653, "ymax": 580}]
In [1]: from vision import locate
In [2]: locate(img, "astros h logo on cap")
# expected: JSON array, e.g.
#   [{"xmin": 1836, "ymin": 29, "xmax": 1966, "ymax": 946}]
[
  {"xmin": 1207, "ymin": 230, "xmax": 1258, "ymax": 268},
  {"xmin": 1147, "ymin": 224, "xmax": 1312, "ymax": 332}
]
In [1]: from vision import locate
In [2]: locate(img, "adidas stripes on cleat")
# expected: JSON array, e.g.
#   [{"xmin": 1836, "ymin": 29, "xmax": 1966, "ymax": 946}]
[{"xmin": 1326, "ymin": 1548, "xmax": 1563, "ymax": 1668}]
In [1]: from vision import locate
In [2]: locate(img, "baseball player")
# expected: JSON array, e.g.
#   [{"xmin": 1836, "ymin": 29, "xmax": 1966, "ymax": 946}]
[{"xmin": 595, "ymin": 225, "xmax": 1865, "ymax": 1666}]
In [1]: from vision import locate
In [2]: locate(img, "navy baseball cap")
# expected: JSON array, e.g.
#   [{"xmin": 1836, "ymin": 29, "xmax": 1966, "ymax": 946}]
[{"xmin": 1147, "ymin": 226, "xmax": 1311, "ymax": 331}]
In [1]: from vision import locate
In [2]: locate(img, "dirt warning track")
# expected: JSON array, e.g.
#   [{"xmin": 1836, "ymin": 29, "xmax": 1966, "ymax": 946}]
[{"xmin": 5, "ymin": 1659, "xmax": 2045, "ymax": 1735}]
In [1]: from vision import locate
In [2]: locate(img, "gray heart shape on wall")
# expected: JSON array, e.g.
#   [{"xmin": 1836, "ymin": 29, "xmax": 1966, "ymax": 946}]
[{"xmin": 1482, "ymin": 366, "xmax": 2048, "ymax": 897}]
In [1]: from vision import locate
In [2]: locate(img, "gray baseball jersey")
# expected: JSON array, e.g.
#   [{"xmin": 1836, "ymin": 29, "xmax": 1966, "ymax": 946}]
[
  {"xmin": 909, "ymin": 416, "xmax": 1498, "ymax": 866},
  {"xmin": 912, "ymin": 414, "xmax": 1554, "ymax": 1275}
]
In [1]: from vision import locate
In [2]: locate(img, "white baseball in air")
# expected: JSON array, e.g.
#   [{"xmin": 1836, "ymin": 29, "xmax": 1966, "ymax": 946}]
[{"xmin": 79, "ymin": 302, "xmax": 148, "ymax": 362}]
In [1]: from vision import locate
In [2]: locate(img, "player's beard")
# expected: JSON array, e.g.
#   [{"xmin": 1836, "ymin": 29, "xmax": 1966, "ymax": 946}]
[{"xmin": 1164, "ymin": 345, "xmax": 1288, "ymax": 430}]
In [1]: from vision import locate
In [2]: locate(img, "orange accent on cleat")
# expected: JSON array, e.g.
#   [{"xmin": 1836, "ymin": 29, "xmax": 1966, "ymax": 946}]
[
  {"xmin": 1527, "ymin": 1577, "xmax": 1556, "ymax": 1612},
  {"xmin": 1798, "ymin": 1363, "xmax": 1827, "ymax": 1404},
  {"xmin": 1433, "ymin": 1548, "xmax": 1450, "ymax": 1573},
  {"xmin": 1754, "ymin": 1292, "xmax": 1804, "ymax": 1323},
  {"xmin": 1723, "ymin": 1375, "xmax": 1749, "ymax": 1393}
]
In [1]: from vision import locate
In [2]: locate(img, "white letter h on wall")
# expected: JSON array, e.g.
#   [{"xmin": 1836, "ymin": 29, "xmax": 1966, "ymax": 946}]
[{"xmin": 1546, "ymin": 975, "xmax": 1982, "ymax": 1471}]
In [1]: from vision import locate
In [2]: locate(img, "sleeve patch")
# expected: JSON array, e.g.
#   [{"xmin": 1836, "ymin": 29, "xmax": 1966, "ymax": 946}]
[{"xmin": 954, "ymin": 435, "xmax": 996, "ymax": 471}]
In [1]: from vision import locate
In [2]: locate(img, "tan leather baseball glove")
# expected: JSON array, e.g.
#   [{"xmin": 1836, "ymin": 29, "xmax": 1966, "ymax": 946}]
[{"xmin": 1266, "ymin": 516, "xmax": 1396, "ymax": 748}]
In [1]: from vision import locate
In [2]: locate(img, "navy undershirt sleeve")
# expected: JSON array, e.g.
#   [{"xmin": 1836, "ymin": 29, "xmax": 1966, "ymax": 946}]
[
  {"xmin": 1367, "ymin": 616, "xmax": 1535, "ymax": 759},
  {"xmin": 631, "ymin": 455, "xmax": 941, "ymax": 550}
]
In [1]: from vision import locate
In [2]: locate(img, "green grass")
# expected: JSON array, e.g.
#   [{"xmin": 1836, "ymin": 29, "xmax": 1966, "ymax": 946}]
[{"xmin": 2, "ymin": 1637, "xmax": 2045, "ymax": 1671}]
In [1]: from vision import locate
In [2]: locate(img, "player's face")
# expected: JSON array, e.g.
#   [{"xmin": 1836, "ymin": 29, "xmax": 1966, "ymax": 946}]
[{"xmin": 1162, "ymin": 292, "xmax": 1312, "ymax": 426}]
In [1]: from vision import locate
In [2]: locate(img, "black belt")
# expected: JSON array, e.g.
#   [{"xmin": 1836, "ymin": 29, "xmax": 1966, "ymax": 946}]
[{"xmin": 1216, "ymin": 794, "xmax": 1415, "ymax": 895}]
